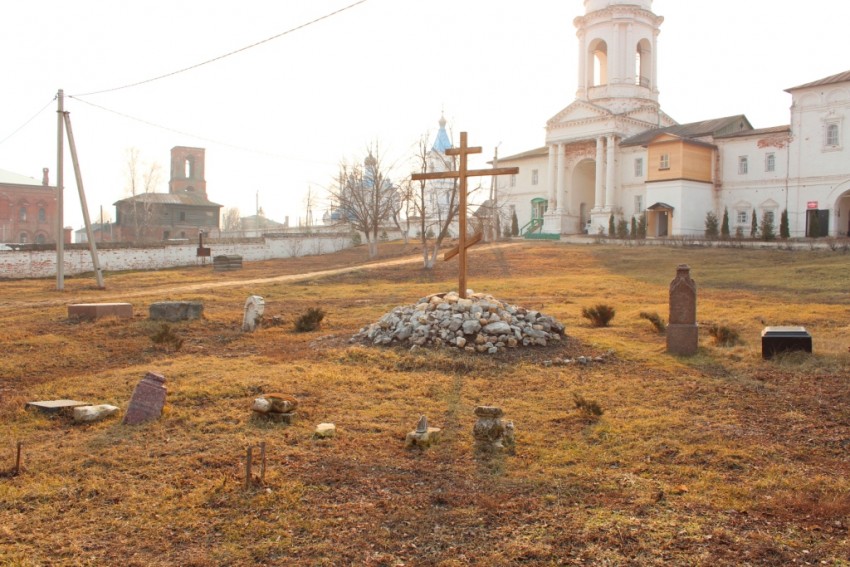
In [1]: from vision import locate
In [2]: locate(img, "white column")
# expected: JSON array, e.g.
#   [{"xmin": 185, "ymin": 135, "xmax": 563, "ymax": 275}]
[
  {"xmin": 652, "ymin": 29, "xmax": 660, "ymax": 92},
  {"xmin": 605, "ymin": 134, "xmax": 616, "ymax": 210},
  {"xmin": 547, "ymin": 145, "xmax": 557, "ymax": 208},
  {"xmin": 556, "ymin": 144, "xmax": 565, "ymax": 211},
  {"xmin": 594, "ymin": 137, "xmax": 605, "ymax": 209},
  {"xmin": 626, "ymin": 24, "xmax": 634, "ymax": 85},
  {"xmin": 612, "ymin": 23, "xmax": 621, "ymax": 84}
]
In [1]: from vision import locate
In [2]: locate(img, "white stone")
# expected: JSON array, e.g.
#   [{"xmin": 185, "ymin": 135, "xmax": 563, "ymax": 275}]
[
  {"xmin": 251, "ymin": 398, "xmax": 272, "ymax": 413},
  {"xmin": 315, "ymin": 423, "xmax": 336, "ymax": 438},
  {"xmin": 242, "ymin": 295, "xmax": 265, "ymax": 332},
  {"xmin": 73, "ymin": 404, "xmax": 119, "ymax": 423}
]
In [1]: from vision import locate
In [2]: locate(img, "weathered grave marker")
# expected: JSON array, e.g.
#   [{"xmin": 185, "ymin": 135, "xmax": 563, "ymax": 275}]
[
  {"xmin": 412, "ymin": 132, "xmax": 518, "ymax": 299},
  {"xmin": 666, "ymin": 264, "xmax": 698, "ymax": 356},
  {"xmin": 26, "ymin": 399, "xmax": 90, "ymax": 415},
  {"xmin": 68, "ymin": 303, "xmax": 132, "ymax": 321},
  {"xmin": 123, "ymin": 372, "xmax": 167, "ymax": 425},
  {"xmin": 405, "ymin": 415, "xmax": 442, "ymax": 449},
  {"xmin": 244, "ymin": 441, "xmax": 266, "ymax": 489},
  {"xmin": 473, "ymin": 406, "xmax": 515, "ymax": 454},
  {"xmin": 242, "ymin": 295, "xmax": 265, "ymax": 332},
  {"xmin": 149, "ymin": 301, "xmax": 203, "ymax": 322}
]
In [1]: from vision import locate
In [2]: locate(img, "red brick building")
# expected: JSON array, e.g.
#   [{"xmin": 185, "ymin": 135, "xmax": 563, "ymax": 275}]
[{"xmin": 0, "ymin": 167, "xmax": 65, "ymax": 244}]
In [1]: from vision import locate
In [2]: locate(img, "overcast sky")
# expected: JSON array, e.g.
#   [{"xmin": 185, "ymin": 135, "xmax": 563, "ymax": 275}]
[{"xmin": 2, "ymin": 0, "xmax": 848, "ymax": 230}]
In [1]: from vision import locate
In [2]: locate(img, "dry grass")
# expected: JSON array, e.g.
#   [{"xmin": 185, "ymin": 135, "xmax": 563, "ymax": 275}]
[{"xmin": 1, "ymin": 241, "xmax": 849, "ymax": 566}]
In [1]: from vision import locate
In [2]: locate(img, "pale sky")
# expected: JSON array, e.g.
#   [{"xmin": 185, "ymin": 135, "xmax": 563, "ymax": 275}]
[{"xmin": 2, "ymin": 0, "xmax": 848, "ymax": 231}]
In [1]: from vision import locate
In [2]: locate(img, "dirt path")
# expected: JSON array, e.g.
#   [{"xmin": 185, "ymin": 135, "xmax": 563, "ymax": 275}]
[{"xmin": 0, "ymin": 242, "xmax": 523, "ymax": 311}]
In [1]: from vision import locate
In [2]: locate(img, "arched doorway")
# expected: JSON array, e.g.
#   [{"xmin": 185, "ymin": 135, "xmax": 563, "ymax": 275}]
[
  {"xmin": 833, "ymin": 183, "xmax": 850, "ymax": 236},
  {"xmin": 571, "ymin": 159, "xmax": 596, "ymax": 233}
]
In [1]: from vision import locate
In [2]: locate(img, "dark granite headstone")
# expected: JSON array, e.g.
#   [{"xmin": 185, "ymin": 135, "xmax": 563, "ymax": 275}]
[
  {"xmin": 123, "ymin": 372, "xmax": 167, "ymax": 425},
  {"xmin": 761, "ymin": 326, "xmax": 812, "ymax": 359}
]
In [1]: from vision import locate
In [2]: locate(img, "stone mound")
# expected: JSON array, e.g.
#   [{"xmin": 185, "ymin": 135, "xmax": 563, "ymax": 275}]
[{"xmin": 351, "ymin": 291, "xmax": 566, "ymax": 354}]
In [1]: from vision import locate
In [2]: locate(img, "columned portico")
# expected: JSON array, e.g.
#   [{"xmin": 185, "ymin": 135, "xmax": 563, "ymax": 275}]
[
  {"xmin": 593, "ymin": 137, "xmax": 605, "ymax": 210},
  {"xmin": 547, "ymin": 145, "xmax": 557, "ymax": 210},
  {"xmin": 556, "ymin": 144, "xmax": 565, "ymax": 212},
  {"xmin": 605, "ymin": 134, "xmax": 617, "ymax": 211}
]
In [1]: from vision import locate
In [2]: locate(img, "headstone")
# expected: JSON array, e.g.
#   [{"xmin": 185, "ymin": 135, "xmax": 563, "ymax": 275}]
[
  {"xmin": 405, "ymin": 415, "xmax": 442, "ymax": 449},
  {"xmin": 68, "ymin": 303, "xmax": 133, "ymax": 321},
  {"xmin": 251, "ymin": 393, "xmax": 297, "ymax": 424},
  {"xmin": 214, "ymin": 255, "xmax": 243, "ymax": 271},
  {"xmin": 666, "ymin": 264, "xmax": 698, "ymax": 356},
  {"xmin": 761, "ymin": 326, "xmax": 812, "ymax": 359},
  {"xmin": 242, "ymin": 296, "xmax": 265, "ymax": 332},
  {"xmin": 315, "ymin": 423, "xmax": 336, "ymax": 438},
  {"xmin": 26, "ymin": 399, "xmax": 90, "ymax": 415},
  {"xmin": 149, "ymin": 301, "xmax": 203, "ymax": 322},
  {"xmin": 73, "ymin": 404, "xmax": 120, "ymax": 423},
  {"xmin": 473, "ymin": 406, "xmax": 515, "ymax": 454},
  {"xmin": 123, "ymin": 372, "xmax": 167, "ymax": 425}
]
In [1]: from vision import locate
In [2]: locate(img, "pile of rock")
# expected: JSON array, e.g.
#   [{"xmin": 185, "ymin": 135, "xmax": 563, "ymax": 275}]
[
  {"xmin": 252, "ymin": 393, "xmax": 298, "ymax": 424},
  {"xmin": 352, "ymin": 291, "xmax": 566, "ymax": 354}
]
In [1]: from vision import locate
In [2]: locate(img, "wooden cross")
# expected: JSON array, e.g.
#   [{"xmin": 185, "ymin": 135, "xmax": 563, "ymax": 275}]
[{"xmin": 412, "ymin": 132, "xmax": 519, "ymax": 299}]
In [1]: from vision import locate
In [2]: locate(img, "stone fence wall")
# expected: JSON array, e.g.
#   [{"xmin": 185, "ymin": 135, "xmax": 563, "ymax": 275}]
[{"xmin": 0, "ymin": 234, "xmax": 353, "ymax": 279}]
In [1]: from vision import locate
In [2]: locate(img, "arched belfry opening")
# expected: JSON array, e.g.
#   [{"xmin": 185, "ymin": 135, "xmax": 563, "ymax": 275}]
[
  {"xmin": 635, "ymin": 39, "xmax": 652, "ymax": 88},
  {"xmin": 589, "ymin": 39, "xmax": 608, "ymax": 87}
]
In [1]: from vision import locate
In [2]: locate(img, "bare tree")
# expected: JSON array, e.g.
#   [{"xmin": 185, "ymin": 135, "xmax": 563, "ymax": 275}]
[
  {"xmin": 328, "ymin": 144, "xmax": 398, "ymax": 258},
  {"xmin": 412, "ymin": 136, "xmax": 460, "ymax": 269},
  {"xmin": 222, "ymin": 207, "xmax": 241, "ymax": 232},
  {"xmin": 389, "ymin": 177, "xmax": 414, "ymax": 245},
  {"xmin": 124, "ymin": 148, "xmax": 161, "ymax": 241}
]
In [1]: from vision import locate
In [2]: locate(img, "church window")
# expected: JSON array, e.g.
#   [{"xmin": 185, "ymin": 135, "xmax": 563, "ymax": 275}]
[
  {"xmin": 763, "ymin": 210, "xmax": 775, "ymax": 225},
  {"xmin": 36, "ymin": 233, "xmax": 46, "ymax": 244},
  {"xmin": 19, "ymin": 232, "xmax": 28, "ymax": 243},
  {"xmin": 826, "ymin": 123, "xmax": 839, "ymax": 147},
  {"xmin": 634, "ymin": 158, "xmax": 644, "ymax": 177},
  {"xmin": 531, "ymin": 169, "xmax": 539, "ymax": 185},
  {"xmin": 736, "ymin": 211, "xmax": 748, "ymax": 224},
  {"xmin": 765, "ymin": 153, "xmax": 775, "ymax": 172},
  {"xmin": 19, "ymin": 206, "xmax": 27, "ymax": 221},
  {"xmin": 659, "ymin": 154, "xmax": 669, "ymax": 170},
  {"xmin": 738, "ymin": 156, "xmax": 748, "ymax": 175},
  {"xmin": 179, "ymin": 211, "xmax": 186, "ymax": 222},
  {"xmin": 634, "ymin": 195, "xmax": 643, "ymax": 214},
  {"xmin": 38, "ymin": 207, "xmax": 46, "ymax": 222}
]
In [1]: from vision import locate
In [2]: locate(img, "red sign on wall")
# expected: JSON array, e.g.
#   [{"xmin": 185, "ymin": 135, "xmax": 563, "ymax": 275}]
[{"xmin": 807, "ymin": 201, "xmax": 818, "ymax": 209}]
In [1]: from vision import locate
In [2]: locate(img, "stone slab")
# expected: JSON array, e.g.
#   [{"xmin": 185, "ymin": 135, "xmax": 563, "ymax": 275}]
[
  {"xmin": 123, "ymin": 372, "xmax": 167, "ymax": 425},
  {"xmin": 149, "ymin": 301, "xmax": 203, "ymax": 322},
  {"xmin": 26, "ymin": 399, "xmax": 90, "ymax": 415},
  {"xmin": 762, "ymin": 326, "xmax": 812, "ymax": 359},
  {"xmin": 68, "ymin": 303, "xmax": 133, "ymax": 321}
]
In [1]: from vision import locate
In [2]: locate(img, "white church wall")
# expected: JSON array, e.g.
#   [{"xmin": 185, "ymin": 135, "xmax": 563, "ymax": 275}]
[{"xmin": 646, "ymin": 181, "xmax": 714, "ymax": 236}]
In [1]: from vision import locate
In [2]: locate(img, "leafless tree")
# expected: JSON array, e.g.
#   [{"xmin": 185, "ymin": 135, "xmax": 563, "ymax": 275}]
[
  {"xmin": 328, "ymin": 144, "xmax": 398, "ymax": 258},
  {"xmin": 412, "ymin": 136, "xmax": 460, "ymax": 269},
  {"xmin": 123, "ymin": 148, "xmax": 161, "ymax": 241},
  {"xmin": 222, "ymin": 207, "xmax": 241, "ymax": 232}
]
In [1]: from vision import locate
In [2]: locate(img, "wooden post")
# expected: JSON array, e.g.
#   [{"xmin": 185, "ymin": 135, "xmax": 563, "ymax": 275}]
[
  {"xmin": 56, "ymin": 89, "xmax": 65, "ymax": 291},
  {"xmin": 14, "ymin": 441, "xmax": 22, "ymax": 476},
  {"xmin": 411, "ymin": 132, "xmax": 518, "ymax": 298},
  {"xmin": 63, "ymin": 112, "xmax": 105, "ymax": 289}
]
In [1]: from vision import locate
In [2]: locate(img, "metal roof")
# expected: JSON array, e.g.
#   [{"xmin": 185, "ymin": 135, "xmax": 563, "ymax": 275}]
[
  {"xmin": 0, "ymin": 168, "xmax": 44, "ymax": 186},
  {"xmin": 114, "ymin": 192, "xmax": 222, "ymax": 208},
  {"xmin": 715, "ymin": 125, "xmax": 791, "ymax": 140},
  {"xmin": 786, "ymin": 70, "xmax": 850, "ymax": 92},
  {"xmin": 495, "ymin": 146, "xmax": 548, "ymax": 162},
  {"xmin": 620, "ymin": 115, "xmax": 752, "ymax": 147}
]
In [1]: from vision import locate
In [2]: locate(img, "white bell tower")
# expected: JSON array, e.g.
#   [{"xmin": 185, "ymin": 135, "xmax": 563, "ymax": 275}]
[{"xmin": 575, "ymin": 0, "xmax": 664, "ymax": 113}]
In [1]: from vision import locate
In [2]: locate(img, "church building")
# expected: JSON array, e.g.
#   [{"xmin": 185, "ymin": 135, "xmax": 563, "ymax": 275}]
[{"xmin": 496, "ymin": 0, "xmax": 850, "ymax": 238}]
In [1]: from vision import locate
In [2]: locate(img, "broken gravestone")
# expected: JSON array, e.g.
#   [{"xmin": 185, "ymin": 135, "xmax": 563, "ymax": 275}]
[
  {"xmin": 473, "ymin": 406, "xmax": 515, "ymax": 454},
  {"xmin": 405, "ymin": 415, "xmax": 441, "ymax": 449},
  {"xmin": 242, "ymin": 295, "xmax": 265, "ymax": 332},
  {"xmin": 123, "ymin": 372, "xmax": 167, "ymax": 425},
  {"xmin": 251, "ymin": 393, "xmax": 297, "ymax": 424},
  {"xmin": 73, "ymin": 404, "xmax": 120, "ymax": 424},
  {"xmin": 149, "ymin": 301, "xmax": 203, "ymax": 322},
  {"xmin": 666, "ymin": 264, "xmax": 698, "ymax": 356}
]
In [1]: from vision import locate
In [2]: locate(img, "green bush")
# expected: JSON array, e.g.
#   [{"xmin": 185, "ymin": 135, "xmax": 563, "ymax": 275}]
[
  {"xmin": 616, "ymin": 219, "xmax": 629, "ymax": 239},
  {"xmin": 639, "ymin": 311, "xmax": 666, "ymax": 334},
  {"xmin": 704, "ymin": 211, "xmax": 719, "ymax": 240},
  {"xmin": 294, "ymin": 307, "xmax": 326, "ymax": 333},
  {"xmin": 582, "ymin": 304, "xmax": 615, "ymax": 327},
  {"xmin": 708, "ymin": 323, "xmax": 741, "ymax": 347},
  {"xmin": 721, "ymin": 208, "xmax": 730, "ymax": 239}
]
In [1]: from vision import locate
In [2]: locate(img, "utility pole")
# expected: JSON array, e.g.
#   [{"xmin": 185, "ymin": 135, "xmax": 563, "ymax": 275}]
[{"xmin": 56, "ymin": 89, "xmax": 65, "ymax": 290}]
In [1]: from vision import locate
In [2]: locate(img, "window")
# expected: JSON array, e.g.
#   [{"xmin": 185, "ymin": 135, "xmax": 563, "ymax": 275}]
[
  {"xmin": 19, "ymin": 207, "xmax": 27, "ymax": 221},
  {"xmin": 659, "ymin": 154, "xmax": 669, "ymax": 170},
  {"xmin": 531, "ymin": 169, "xmax": 539, "ymax": 185},
  {"xmin": 509, "ymin": 174, "xmax": 516, "ymax": 187},
  {"xmin": 634, "ymin": 195, "xmax": 643, "ymax": 215},
  {"xmin": 36, "ymin": 233, "xmax": 46, "ymax": 244},
  {"xmin": 179, "ymin": 211, "xmax": 186, "ymax": 222},
  {"xmin": 634, "ymin": 158, "xmax": 644, "ymax": 177},
  {"xmin": 765, "ymin": 153, "xmax": 775, "ymax": 172},
  {"xmin": 738, "ymin": 156, "xmax": 748, "ymax": 174},
  {"xmin": 826, "ymin": 123, "xmax": 839, "ymax": 146},
  {"xmin": 736, "ymin": 211, "xmax": 748, "ymax": 224},
  {"xmin": 763, "ymin": 211, "xmax": 775, "ymax": 225}
]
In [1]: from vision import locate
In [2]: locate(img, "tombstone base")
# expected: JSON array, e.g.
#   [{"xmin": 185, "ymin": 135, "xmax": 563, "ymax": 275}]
[
  {"xmin": 256, "ymin": 411, "xmax": 295, "ymax": 424},
  {"xmin": 405, "ymin": 427, "xmax": 442, "ymax": 449},
  {"xmin": 667, "ymin": 324, "xmax": 698, "ymax": 356}
]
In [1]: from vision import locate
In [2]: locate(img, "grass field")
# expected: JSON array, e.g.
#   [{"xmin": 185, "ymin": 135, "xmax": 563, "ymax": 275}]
[{"xmin": 1, "ymin": 241, "xmax": 848, "ymax": 566}]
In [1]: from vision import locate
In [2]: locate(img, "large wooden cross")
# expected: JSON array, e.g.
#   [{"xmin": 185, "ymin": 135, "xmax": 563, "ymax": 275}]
[{"xmin": 412, "ymin": 132, "xmax": 519, "ymax": 299}]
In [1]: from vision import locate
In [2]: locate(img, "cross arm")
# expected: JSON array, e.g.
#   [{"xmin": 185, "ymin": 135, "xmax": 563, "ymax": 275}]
[{"xmin": 411, "ymin": 166, "xmax": 519, "ymax": 181}]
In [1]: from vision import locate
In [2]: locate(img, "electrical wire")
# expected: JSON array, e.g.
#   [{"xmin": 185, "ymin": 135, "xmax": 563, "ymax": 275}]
[
  {"xmin": 72, "ymin": 0, "xmax": 368, "ymax": 97},
  {"xmin": 69, "ymin": 95, "xmax": 336, "ymax": 165},
  {"xmin": 0, "ymin": 97, "xmax": 57, "ymax": 147}
]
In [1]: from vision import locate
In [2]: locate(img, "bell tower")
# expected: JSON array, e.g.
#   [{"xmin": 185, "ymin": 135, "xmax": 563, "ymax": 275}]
[
  {"xmin": 168, "ymin": 146, "xmax": 207, "ymax": 197},
  {"xmin": 575, "ymin": 0, "xmax": 664, "ymax": 113}
]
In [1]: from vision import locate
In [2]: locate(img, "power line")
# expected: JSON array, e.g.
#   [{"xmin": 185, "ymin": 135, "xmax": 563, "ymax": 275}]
[
  {"xmin": 68, "ymin": 96, "xmax": 336, "ymax": 166},
  {"xmin": 72, "ymin": 0, "xmax": 368, "ymax": 97},
  {"xmin": 0, "ymin": 97, "xmax": 56, "ymax": 147}
]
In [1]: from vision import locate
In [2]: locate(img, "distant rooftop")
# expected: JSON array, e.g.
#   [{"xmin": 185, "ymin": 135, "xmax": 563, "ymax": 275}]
[
  {"xmin": 621, "ymin": 115, "xmax": 753, "ymax": 147},
  {"xmin": 786, "ymin": 70, "xmax": 850, "ymax": 92},
  {"xmin": 0, "ymin": 168, "xmax": 44, "ymax": 186}
]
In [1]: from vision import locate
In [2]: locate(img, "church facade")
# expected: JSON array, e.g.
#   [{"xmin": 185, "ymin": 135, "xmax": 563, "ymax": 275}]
[{"xmin": 496, "ymin": 0, "xmax": 850, "ymax": 238}]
